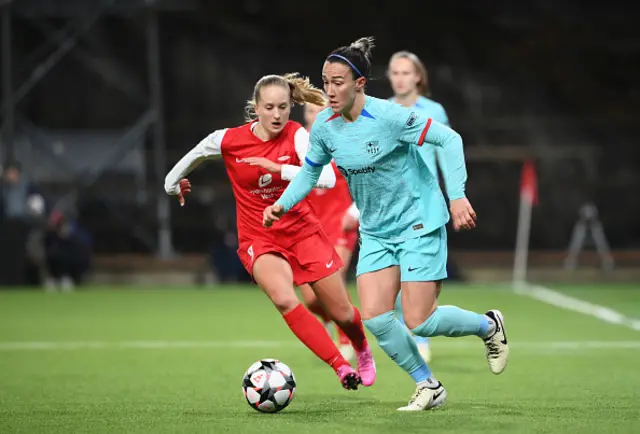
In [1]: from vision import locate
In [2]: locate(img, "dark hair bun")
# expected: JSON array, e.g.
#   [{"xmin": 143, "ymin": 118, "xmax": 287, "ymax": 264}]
[{"xmin": 349, "ymin": 37, "xmax": 375, "ymax": 60}]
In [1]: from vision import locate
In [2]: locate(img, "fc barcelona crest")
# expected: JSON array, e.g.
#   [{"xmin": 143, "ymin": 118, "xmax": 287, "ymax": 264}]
[{"xmin": 366, "ymin": 141, "xmax": 380, "ymax": 155}]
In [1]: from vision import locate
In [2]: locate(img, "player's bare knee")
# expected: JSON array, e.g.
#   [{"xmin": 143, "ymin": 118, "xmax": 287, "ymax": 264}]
[
  {"xmin": 358, "ymin": 296, "xmax": 393, "ymax": 320},
  {"xmin": 358, "ymin": 296, "xmax": 395, "ymax": 320},
  {"xmin": 269, "ymin": 291, "xmax": 300, "ymax": 314},
  {"xmin": 404, "ymin": 305, "xmax": 438, "ymax": 330},
  {"xmin": 358, "ymin": 305, "xmax": 379, "ymax": 321},
  {"xmin": 403, "ymin": 314, "xmax": 423, "ymax": 330},
  {"xmin": 327, "ymin": 303, "xmax": 353, "ymax": 325}
]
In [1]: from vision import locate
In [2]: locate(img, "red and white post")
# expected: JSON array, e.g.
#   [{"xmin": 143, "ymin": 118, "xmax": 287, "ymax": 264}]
[{"xmin": 513, "ymin": 160, "xmax": 538, "ymax": 288}]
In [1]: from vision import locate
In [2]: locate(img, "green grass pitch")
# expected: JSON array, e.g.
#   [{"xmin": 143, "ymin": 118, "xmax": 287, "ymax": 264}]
[{"xmin": 1, "ymin": 284, "xmax": 639, "ymax": 433}]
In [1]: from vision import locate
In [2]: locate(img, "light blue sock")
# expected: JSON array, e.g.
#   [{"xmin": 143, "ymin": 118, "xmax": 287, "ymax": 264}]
[
  {"xmin": 411, "ymin": 305, "xmax": 490, "ymax": 338},
  {"xmin": 364, "ymin": 311, "xmax": 431, "ymax": 383},
  {"xmin": 395, "ymin": 291, "xmax": 430, "ymax": 345}
]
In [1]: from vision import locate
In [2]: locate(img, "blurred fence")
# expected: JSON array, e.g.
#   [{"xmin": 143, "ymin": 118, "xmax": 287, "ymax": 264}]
[{"xmin": 1, "ymin": 0, "xmax": 639, "ymax": 257}]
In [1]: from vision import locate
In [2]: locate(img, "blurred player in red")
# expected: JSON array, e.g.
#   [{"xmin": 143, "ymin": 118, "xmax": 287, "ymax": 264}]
[
  {"xmin": 164, "ymin": 73, "xmax": 376, "ymax": 390},
  {"xmin": 298, "ymin": 100, "xmax": 359, "ymax": 361}
]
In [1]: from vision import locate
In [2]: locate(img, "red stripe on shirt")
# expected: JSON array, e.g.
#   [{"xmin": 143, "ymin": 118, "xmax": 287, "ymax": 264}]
[{"xmin": 417, "ymin": 118, "xmax": 433, "ymax": 146}]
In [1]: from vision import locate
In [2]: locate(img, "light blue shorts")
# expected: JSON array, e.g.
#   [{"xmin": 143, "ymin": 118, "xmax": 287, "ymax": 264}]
[{"xmin": 356, "ymin": 226, "xmax": 448, "ymax": 282}]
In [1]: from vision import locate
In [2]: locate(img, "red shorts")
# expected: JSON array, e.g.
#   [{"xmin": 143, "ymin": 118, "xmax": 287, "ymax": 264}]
[
  {"xmin": 327, "ymin": 229, "xmax": 358, "ymax": 253},
  {"xmin": 237, "ymin": 230, "xmax": 343, "ymax": 286}
]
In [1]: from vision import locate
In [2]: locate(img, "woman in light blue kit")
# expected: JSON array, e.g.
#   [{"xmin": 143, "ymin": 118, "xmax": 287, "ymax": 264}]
[{"xmin": 264, "ymin": 37, "xmax": 510, "ymax": 411}]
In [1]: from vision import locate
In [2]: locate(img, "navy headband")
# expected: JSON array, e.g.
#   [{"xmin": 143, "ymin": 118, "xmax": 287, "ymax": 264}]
[{"xmin": 327, "ymin": 54, "xmax": 364, "ymax": 78}]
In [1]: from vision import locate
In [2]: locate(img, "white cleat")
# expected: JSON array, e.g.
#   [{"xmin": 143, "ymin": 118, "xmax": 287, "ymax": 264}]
[
  {"xmin": 397, "ymin": 379, "xmax": 447, "ymax": 411},
  {"xmin": 483, "ymin": 310, "xmax": 509, "ymax": 374},
  {"xmin": 339, "ymin": 343, "xmax": 355, "ymax": 362},
  {"xmin": 417, "ymin": 341, "xmax": 431, "ymax": 363}
]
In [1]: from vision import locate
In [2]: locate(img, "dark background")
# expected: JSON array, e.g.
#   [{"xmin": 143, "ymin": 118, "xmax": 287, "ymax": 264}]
[{"xmin": 3, "ymin": 0, "xmax": 639, "ymax": 255}]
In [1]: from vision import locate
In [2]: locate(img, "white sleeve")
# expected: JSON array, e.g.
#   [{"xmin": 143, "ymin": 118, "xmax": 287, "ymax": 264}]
[
  {"xmin": 164, "ymin": 129, "xmax": 226, "ymax": 195},
  {"xmin": 280, "ymin": 127, "xmax": 336, "ymax": 188},
  {"xmin": 346, "ymin": 202, "xmax": 360, "ymax": 220}
]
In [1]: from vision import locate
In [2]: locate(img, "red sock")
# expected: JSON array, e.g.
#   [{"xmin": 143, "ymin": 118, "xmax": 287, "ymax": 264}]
[
  {"xmin": 336, "ymin": 306, "xmax": 368, "ymax": 352},
  {"xmin": 337, "ymin": 326, "xmax": 351, "ymax": 346},
  {"xmin": 283, "ymin": 304, "xmax": 348, "ymax": 371},
  {"xmin": 307, "ymin": 301, "xmax": 331, "ymax": 323},
  {"xmin": 337, "ymin": 289, "xmax": 353, "ymax": 345}
]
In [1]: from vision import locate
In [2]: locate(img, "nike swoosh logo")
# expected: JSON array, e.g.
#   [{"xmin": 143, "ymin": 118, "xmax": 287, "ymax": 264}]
[
  {"xmin": 277, "ymin": 156, "xmax": 291, "ymax": 161},
  {"xmin": 236, "ymin": 158, "xmax": 243, "ymax": 163},
  {"xmin": 326, "ymin": 261, "xmax": 334, "ymax": 268},
  {"xmin": 432, "ymin": 389, "xmax": 444, "ymax": 401},
  {"xmin": 497, "ymin": 316, "xmax": 508, "ymax": 345},
  {"xmin": 489, "ymin": 311, "xmax": 508, "ymax": 345},
  {"xmin": 408, "ymin": 267, "xmax": 419, "ymax": 272}
]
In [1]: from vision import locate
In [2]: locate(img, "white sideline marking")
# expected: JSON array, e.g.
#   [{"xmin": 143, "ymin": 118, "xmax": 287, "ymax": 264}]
[
  {"xmin": 515, "ymin": 283, "xmax": 640, "ymax": 331},
  {"xmin": 0, "ymin": 340, "xmax": 294, "ymax": 350},
  {"xmin": 1, "ymin": 340, "xmax": 640, "ymax": 351}
]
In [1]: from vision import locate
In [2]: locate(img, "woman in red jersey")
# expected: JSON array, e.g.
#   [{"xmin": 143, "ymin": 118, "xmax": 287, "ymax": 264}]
[
  {"xmin": 164, "ymin": 73, "xmax": 376, "ymax": 389},
  {"xmin": 296, "ymin": 101, "xmax": 359, "ymax": 361}
]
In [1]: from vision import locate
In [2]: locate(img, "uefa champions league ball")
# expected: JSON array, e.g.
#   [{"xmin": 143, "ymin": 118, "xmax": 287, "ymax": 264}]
[{"xmin": 242, "ymin": 359, "xmax": 296, "ymax": 413}]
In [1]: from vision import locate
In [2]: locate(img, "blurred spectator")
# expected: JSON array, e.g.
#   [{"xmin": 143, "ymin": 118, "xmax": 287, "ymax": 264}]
[
  {"xmin": 43, "ymin": 210, "xmax": 93, "ymax": 291},
  {"xmin": 0, "ymin": 161, "xmax": 48, "ymax": 286},
  {"xmin": 0, "ymin": 161, "xmax": 45, "ymax": 221}
]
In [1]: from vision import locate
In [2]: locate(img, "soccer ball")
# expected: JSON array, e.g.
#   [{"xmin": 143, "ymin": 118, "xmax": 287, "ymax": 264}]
[{"xmin": 242, "ymin": 359, "xmax": 296, "ymax": 413}]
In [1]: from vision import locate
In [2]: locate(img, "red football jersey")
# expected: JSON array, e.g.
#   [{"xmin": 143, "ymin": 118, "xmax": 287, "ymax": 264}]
[
  {"xmin": 307, "ymin": 161, "xmax": 353, "ymax": 234},
  {"xmin": 164, "ymin": 120, "xmax": 338, "ymax": 248},
  {"xmin": 218, "ymin": 121, "xmax": 322, "ymax": 247}
]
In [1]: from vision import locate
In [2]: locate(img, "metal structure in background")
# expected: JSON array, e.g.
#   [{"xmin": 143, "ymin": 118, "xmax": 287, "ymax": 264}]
[
  {"xmin": 564, "ymin": 204, "xmax": 614, "ymax": 272},
  {"xmin": 1, "ymin": 1, "xmax": 13, "ymax": 165},
  {"xmin": 0, "ymin": 0, "xmax": 197, "ymax": 259}
]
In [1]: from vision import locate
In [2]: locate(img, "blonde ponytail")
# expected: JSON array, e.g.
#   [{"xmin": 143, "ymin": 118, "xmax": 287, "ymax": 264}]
[
  {"xmin": 244, "ymin": 73, "xmax": 324, "ymax": 122},
  {"xmin": 282, "ymin": 73, "xmax": 326, "ymax": 107}
]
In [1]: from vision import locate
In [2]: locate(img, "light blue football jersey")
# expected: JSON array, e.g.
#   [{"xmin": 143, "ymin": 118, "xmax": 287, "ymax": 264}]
[
  {"xmin": 276, "ymin": 95, "xmax": 467, "ymax": 243},
  {"xmin": 390, "ymin": 95, "xmax": 450, "ymax": 181}
]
